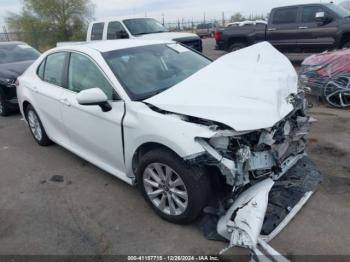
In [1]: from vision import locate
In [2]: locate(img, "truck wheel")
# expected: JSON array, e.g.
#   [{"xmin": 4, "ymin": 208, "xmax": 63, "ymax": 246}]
[
  {"xmin": 229, "ymin": 43, "xmax": 247, "ymax": 52},
  {"xmin": 0, "ymin": 93, "xmax": 11, "ymax": 116},
  {"xmin": 137, "ymin": 148, "xmax": 212, "ymax": 224},
  {"xmin": 342, "ymin": 41, "xmax": 350, "ymax": 49}
]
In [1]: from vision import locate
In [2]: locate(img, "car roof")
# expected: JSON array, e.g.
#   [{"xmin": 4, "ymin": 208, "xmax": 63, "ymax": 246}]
[
  {"xmin": 54, "ymin": 39, "xmax": 175, "ymax": 53},
  {"xmin": 0, "ymin": 41, "xmax": 26, "ymax": 46},
  {"xmin": 91, "ymin": 16, "xmax": 158, "ymax": 24},
  {"xmin": 272, "ymin": 3, "xmax": 331, "ymax": 10}
]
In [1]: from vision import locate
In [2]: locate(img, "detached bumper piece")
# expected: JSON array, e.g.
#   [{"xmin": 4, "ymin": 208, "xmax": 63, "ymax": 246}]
[
  {"xmin": 261, "ymin": 157, "xmax": 322, "ymax": 241},
  {"xmin": 200, "ymin": 156, "xmax": 322, "ymax": 261}
]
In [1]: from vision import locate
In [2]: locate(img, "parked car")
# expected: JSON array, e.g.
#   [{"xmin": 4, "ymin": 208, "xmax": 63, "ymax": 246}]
[
  {"xmin": 195, "ymin": 23, "xmax": 216, "ymax": 38},
  {"xmin": 300, "ymin": 48, "xmax": 350, "ymax": 108},
  {"xmin": 0, "ymin": 41, "xmax": 40, "ymax": 116},
  {"xmin": 215, "ymin": 3, "xmax": 350, "ymax": 52},
  {"xmin": 87, "ymin": 17, "xmax": 203, "ymax": 52},
  {"xmin": 226, "ymin": 20, "xmax": 267, "ymax": 28},
  {"xmin": 17, "ymin": 40, "xmax": 321, "ymax": 257}
]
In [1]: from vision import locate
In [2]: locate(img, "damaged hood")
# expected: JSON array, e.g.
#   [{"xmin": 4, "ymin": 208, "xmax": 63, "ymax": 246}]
[{"xmin": 146, "ymin": 42, "xmax": 298, "ymax": 132}]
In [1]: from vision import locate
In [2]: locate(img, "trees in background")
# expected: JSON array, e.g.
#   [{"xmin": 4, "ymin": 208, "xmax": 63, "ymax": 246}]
[
  {"xmin": 6, "ymin": 0, "xmax": 95, "ymax": 50},
  {"xmin": 230, "ymin": 13, "xmax": 245, "ymax": 22}
]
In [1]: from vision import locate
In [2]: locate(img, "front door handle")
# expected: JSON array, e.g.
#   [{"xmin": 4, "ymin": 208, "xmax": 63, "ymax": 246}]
[
  {"xmin": 268, "ymin": 28, "xmax": 276, "ymax": 31},
  {"xmin": 60, "ymin": 98, "xmax": 71, "ymax": 107},
  {"xmin": 298, "ymin": 26, "xmax": 309, "ymax": 29}
]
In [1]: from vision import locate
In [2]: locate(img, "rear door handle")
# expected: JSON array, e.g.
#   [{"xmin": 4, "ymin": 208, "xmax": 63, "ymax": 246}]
[
  {"xmin": 299, "ymin": 26, "xmax": 309, "ymax": 29},
  {"xmin": 268, "ymin": 28, "xmax": 276, "ymax": 31},
  {"xmin": 60, "ymin": 98, "xmax": 71, "ymax": 107}
]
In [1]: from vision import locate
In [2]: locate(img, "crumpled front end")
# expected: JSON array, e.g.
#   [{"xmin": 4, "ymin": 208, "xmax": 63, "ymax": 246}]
[
  {"xmin": 190, "ymin": 91, "xmax": 322, "ymax": 259},
  {"xmin": 191, "ymin": 91, "xmax": 312, "ymax": 189}
]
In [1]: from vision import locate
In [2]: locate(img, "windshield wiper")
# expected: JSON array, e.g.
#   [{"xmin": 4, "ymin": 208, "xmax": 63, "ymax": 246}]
[{"xmin": 137, "ymin": 87, "xmax": 171, "ymax": 101}]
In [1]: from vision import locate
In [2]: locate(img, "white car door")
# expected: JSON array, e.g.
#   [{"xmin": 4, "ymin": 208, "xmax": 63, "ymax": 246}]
[
  {"xmin": 28, "ymin": 52, "xmax": 70, "ymax": 146},
  {"xmin": 60, "ymin": 52, "xmax": 126, "ymax": 178}
]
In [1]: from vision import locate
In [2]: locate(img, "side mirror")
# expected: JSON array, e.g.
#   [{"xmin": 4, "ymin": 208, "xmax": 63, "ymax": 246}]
[
  {"xmin": 315, "ymin": 11, "xmax": 331, "ymax": 24},
  {"xmin": 76, "ymin": 88, "xmax": 112, "ymax": 112},
  {"xmin": 117, "ymin": 30, "xmax": 129, "ymax": 39}
]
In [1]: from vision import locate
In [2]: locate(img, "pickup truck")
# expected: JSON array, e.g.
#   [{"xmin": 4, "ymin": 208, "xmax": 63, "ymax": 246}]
[
  {"xmin": 87, "ymin": 17, "xmax": 203, "ymax": 52},
  {"xmin": 215, "ymin": 3, "xmax": 350, "ymax": 52}
]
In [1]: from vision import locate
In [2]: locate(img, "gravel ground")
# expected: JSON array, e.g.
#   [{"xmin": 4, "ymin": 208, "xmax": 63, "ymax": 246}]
[{"xmin": 0, "ymin": 39, "xmax": 349, "ymax": 259}]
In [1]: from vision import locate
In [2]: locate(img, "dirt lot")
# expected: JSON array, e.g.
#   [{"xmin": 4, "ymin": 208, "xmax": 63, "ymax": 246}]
[{"xmin": 0, "ymin": 39, "xmax": 349, "ymax": 258}]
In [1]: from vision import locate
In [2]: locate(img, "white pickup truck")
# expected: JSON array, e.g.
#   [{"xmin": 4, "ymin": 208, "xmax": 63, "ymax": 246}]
[{"xmin": 58, "ymin": 17, "xmax": 203, "ymax": 52}]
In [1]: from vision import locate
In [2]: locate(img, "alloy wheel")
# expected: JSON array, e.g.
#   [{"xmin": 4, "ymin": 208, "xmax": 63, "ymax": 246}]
[
  {"xmin": 324, "ymin": 74, "xmax": 350, "ymax": 108},
  {"xmin": 27, "ymin": 110, "xmax": 43, "ymax": 141},
  {"xmin": 143, "ymin": 163, "xmax": 188, "ymax": 216}
]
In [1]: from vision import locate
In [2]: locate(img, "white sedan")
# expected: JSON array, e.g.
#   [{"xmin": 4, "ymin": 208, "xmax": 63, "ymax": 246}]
[{"xmin": 17, "ymin": 40, "xmax": 320, "ymax": 255}]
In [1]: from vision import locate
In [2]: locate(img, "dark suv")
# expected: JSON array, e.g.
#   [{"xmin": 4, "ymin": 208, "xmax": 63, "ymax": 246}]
[
  {"xmin": 215, "ymin": 3, "xmax": 350, "ymax": 52},
  {"xmin": 0, "ymin": 42, "xmax": 40, "ymax": 116}
]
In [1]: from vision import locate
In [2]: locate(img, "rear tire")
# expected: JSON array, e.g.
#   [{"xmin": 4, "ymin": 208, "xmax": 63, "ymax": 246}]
[
  {"xmin": 0, "ymin": 93, "xmax": 11, "ymax": 116},
  {"xmin": 25, "ymin": 105, "xmax": 52, "ymax": 146},
  {"xmin": 137, "ymin": 148, "xmax": 211, "ymax": 224},
  {"xmin": 229, "ymin": 42, "xmax": 247, "ymax": 52}
]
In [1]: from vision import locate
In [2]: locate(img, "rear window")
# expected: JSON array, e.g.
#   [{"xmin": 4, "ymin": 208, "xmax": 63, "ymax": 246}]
[
  {"xmin": 272, "ymin": 8, "xmax": 298, "ymax": 24},
  {"xmin": 91, "ymin": 23, "xmax": 104, "ymax": 40},
  {"xmin": 0, "ymin": 44, "xmax": 40, "ymax": 64}
]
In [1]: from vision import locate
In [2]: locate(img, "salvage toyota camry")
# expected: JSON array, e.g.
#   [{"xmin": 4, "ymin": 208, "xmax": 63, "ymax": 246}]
[{"xmin": 17, "ymin": 40, "xmax": 321, "ymax": 256}]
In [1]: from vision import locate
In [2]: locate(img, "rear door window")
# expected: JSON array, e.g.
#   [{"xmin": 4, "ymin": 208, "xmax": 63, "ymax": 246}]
[
  {"xmin": 91, "ymin": 23, "xmax": 104, "ymax": 40},
  {"xmin": 43, "ymin": 52, "xmax": 66, "ymax": 86},
  {"xmin": 272, "ymin": 7, "xmax": 299, "ymax": 24}
]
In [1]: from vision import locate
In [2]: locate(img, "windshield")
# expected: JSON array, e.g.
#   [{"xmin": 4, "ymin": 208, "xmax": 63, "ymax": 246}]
[
  {"xmin": 103, "ymin": 44, "xmax": 211, "ymax": 100},
  {"xmin": 123, "ymin": 18, "xmax": 168, "ymax": 36},
  {"xmin": 0, "ymin": 43, "xmax": 40, "ymax": 64},
  {"xmin": 326, "ymin": 4, "xmax": 350, "ymax": 18}
]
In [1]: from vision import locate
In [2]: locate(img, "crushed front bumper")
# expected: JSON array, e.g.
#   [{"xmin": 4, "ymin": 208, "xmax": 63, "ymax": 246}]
[{"xmin": 201, "ymin": 156, "xmax": 322, "ymax": 260}]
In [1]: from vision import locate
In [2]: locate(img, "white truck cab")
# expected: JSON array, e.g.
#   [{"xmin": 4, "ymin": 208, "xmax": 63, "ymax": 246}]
[{"xmin": 87, "ymin": 17, "xmax": 203, "ymax": 52}]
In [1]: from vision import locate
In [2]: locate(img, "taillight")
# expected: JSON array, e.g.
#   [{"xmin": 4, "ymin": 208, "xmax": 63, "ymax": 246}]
[{"xmin": 214, "ymin": 31, "xmax": 220, "ymax": 42}]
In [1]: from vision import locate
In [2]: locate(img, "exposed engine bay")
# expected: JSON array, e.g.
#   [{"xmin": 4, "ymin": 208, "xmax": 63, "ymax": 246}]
[{"xmin": 191, "ymin": 92, "xmax": 311, "ymax": 189}]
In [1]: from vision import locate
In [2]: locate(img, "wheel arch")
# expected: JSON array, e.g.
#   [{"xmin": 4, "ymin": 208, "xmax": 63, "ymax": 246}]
[
  {"xmin": 22, "ymin": 100, "xmax": 31, "ymax": 119},
  {"xmin": 131, "ymin": 142, "xmax": 183, "ymax": 180},
  {"xmin": 227, "ymin": 36, "xmax": 250, "ymax": 49}
]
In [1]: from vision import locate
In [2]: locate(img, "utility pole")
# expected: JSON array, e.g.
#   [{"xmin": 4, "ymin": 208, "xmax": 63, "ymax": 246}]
[
  {"xmin": 222, "ymin": 12, "xmax": 225, "ymax": 27},
  {"xmin": 162, "ymin": 13, "xmax": 165, "ymax": 25},
  {"xmin": 204, "ymin": 12, "xmax": 206, "ymax": 24}
]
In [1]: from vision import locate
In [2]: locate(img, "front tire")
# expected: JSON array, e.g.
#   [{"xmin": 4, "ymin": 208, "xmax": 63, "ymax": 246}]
[
  {"xmin": 137, "ymin": 148, "xmax": 211, "ymax": 224},
  {"xmin": 25, "ymin": 105, "xmax": 52, "ymax": 146}
]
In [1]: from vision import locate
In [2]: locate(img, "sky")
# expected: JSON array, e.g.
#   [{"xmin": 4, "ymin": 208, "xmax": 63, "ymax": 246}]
[{"xmin": 0, "ymin": 0, "xmax": 347, "ymax": 30}]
